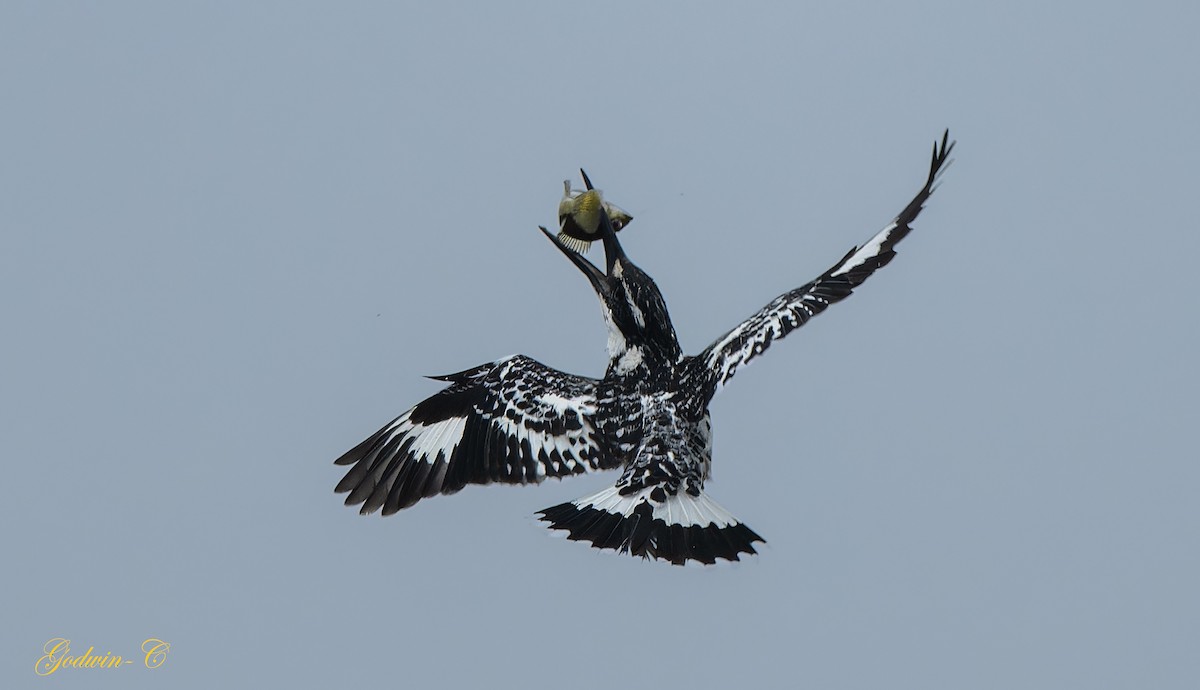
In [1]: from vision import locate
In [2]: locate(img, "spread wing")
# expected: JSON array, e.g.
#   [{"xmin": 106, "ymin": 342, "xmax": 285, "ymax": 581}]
[
  {"xmin": 335, "ymin": 355, "xmax": 617, "ymax": 515},
  {"xmin": 694, "ymin": 130, "xmax": 955, "ymax": 394}
]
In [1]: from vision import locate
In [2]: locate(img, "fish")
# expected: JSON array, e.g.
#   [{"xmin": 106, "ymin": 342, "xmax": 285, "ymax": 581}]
[{"xmin": 556, "ymin": 169, "xmax": 633, "ymax": 253}]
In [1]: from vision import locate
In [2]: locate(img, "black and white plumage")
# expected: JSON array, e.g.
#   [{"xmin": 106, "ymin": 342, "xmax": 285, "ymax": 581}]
[
  {"xmin": 695, "ymin": 130, "xmax": 956, "ymax": 397},
  {"xmin": 334, "ymin": 356, "xmax": 616, "ymax": 515},
  {"xmin": 335, "ymin": 131, "xmax": 954, "ymax": 565}
]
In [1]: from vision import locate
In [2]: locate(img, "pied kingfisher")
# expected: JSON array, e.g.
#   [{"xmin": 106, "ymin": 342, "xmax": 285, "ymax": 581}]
[{"xmin": 334, "ymin": 131, "xmax": 954, "ymax": 565}]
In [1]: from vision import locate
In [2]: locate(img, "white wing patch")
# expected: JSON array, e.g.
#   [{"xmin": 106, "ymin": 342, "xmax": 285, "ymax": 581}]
[
  {"xmin": 335, "ymin": 355, "xmax": 616, "ymax": 515},
  {"xmin": 397, "ymin": 413, "xmax": 468, "ymax": 465},
  {"xmin": 830, "ymin": 221, "xmax": 900, "ymax": 277}
]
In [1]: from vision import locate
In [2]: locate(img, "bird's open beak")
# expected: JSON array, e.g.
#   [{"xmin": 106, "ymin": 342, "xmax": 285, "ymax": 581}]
[
  {"xmin": 541, "ymin": 224, "xmax": 607, "ymax": 295},
  {"xmin": 542, "ymin": 205, "xmax": 630, "ymax": 293}
]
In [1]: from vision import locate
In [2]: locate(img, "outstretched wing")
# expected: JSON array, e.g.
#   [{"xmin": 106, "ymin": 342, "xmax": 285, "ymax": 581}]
[
  {"xmin": 335, "ymin": 355, "xmax": 616, "ymax": 515},
  {"xmin": 694, "ymin": 130, "xmax": 955, "ymax": 394}
]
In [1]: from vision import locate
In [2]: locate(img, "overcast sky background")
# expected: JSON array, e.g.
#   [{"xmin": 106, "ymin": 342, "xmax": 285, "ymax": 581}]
[{"xmin": 3, "ymin": 2, "xmax": 1198, "ymax": 688}]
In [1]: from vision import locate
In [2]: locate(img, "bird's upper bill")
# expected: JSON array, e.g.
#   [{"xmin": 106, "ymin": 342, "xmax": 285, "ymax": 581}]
[{"xmin": 540, "ymin": 205, "xmax": 627, "ymax": 294}]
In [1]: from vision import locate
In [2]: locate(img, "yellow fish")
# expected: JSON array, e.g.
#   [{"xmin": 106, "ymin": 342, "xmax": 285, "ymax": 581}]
[{"xmin": 556, "ymin": 169, "xmax": 633, "ymax": 254}]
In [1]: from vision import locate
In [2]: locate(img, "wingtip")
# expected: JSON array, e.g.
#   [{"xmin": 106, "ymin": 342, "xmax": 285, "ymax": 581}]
[{"xmin": 926, "ymin": 129, "xmax": 956, "ymax": 187}]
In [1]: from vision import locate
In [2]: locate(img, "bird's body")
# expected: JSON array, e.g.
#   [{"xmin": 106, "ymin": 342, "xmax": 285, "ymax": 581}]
[{"xmin": 335, "ymin": 132, "xmax": 955, "ymax": 565}]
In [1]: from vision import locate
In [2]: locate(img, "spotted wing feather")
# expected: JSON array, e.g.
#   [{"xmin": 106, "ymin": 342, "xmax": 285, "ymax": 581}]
[
  {"xmin": 335, "ymin": 355, "xmax": 615, "ymax": 515},
  {"xmin": 695, "ymin": 131, "xmax": 955, "ymax": 393}
]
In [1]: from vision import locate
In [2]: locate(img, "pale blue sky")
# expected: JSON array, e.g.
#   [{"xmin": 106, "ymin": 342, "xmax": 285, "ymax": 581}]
[{"xmin": 3, "ymin": 2, "xmax": 1198, "ymax": 688}]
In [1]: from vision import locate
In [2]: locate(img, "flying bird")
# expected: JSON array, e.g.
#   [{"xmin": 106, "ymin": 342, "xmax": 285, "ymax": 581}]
[
  {"xmin": 334, "ymin": 131, "xmax": 954, "ymax": 565},
  {"xmin": 556, "ymin": 169, "xmax": 633, "ymax": 254}
]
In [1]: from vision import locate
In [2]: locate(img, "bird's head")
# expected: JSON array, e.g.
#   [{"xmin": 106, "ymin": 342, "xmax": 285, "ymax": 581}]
[{"xmin": 541, "ymin": 205, "xmax": 681, "ymax": 375}]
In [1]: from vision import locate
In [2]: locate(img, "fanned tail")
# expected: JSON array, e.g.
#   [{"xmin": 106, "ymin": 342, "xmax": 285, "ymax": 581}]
[{"xmin": 538, "ymin": 486, "xmax": 764, "ymax": 566}]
